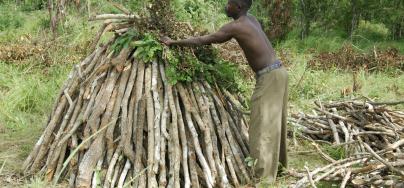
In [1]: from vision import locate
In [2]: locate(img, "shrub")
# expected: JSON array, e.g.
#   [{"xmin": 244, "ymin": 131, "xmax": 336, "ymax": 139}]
[
  {"xmin": 0, "ymin": 6, "xmax": 24, "ymax": 31},
  {"xmin": 353, "ymin": 20, "xmax": 390, "ymax": 41}
]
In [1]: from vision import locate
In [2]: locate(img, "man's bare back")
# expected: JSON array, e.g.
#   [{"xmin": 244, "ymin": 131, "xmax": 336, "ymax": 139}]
[
  {"xmin": 161, "ymin": 0, "xmax": 277, "ymax": 73},
  {"xmin": 227, "ymin": 15, "xmax": 277, "ymax": 72}
]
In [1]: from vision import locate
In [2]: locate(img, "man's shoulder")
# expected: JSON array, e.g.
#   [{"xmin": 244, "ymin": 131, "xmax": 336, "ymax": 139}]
[{"xmin": 220, "ymin": 20, "xmax": 240, "ymax": 33}]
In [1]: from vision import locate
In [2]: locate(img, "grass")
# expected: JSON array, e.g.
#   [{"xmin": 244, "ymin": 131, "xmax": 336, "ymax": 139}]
[
  {"xmin": 286, "ymin": 53, "xmax": 404, "ymax": 111},
  {"xmin": 0, "ymin": 62, "xmax": 70, "ymax": 187},
  {"xmin": 278, "ymin": 28, "xmax": 404, "ymax": 54}
]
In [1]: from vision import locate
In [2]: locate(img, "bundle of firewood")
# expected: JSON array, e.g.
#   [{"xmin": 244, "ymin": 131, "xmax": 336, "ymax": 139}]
[
  {"xmin": 290, "ymin": 100, "xmax": 404, "ymax": 187},
  {"xmin": 23, "ymin": 8, "xmax": 252, "ymax": 188}
]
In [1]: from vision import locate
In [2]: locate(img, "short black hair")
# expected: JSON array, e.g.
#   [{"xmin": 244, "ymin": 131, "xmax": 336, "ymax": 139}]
[{"xmin": 234, "ymin": 0, "xmax": 252, "ymax": 10}]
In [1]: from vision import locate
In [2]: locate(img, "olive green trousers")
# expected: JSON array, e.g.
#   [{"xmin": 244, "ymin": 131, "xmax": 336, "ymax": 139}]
[{"xmin": 249, "ymin": 67, "xmax": 288, "ymax": 183}]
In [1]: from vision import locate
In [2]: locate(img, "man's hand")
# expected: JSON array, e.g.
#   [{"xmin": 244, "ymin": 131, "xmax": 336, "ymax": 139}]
[{"xmin": 160, "ymin": 36, "xmax": 174, "ymax": 46}]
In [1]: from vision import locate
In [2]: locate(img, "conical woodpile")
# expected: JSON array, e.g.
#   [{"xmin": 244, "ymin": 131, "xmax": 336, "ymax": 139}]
[{"xmin": 23, "ymin": 2, "xmax": 252, "ymax": 188}]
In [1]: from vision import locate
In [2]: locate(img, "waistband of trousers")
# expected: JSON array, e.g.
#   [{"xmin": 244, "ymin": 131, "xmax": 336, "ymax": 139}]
[{"xmin": 255, "ymin": 60, "xmax": 282, "ymax": 79}]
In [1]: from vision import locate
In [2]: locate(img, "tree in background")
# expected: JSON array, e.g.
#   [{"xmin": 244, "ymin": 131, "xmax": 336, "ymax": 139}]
[
  {"xmin": 252, "ymin": 0, "xmax": 293, "ymax": 42},
  {"xmin": 295, "ymin": 0, "xmax": 404, "ymax": 40}
]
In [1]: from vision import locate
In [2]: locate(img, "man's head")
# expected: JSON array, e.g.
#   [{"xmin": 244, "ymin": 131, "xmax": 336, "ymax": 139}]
[{"xmin": 225, "ymin": 0, "xmax": 252, "ymax": 18}]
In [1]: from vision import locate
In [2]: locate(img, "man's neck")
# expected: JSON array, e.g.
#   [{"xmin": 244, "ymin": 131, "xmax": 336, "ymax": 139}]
[{"xmin": 232, "ymin": 12, "xmax": 247, "ymax": 20}]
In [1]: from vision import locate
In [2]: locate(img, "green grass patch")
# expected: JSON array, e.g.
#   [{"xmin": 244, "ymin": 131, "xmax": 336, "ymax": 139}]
[
  {"xmin": 287, "ymin": 53, "xmax": 404, "ymax": 111},
  {"xmin": 278, "ymin": 27, "xmax": 404, "ymax": 54},
  {"xmin": 0, "ymin": 62, "xmax": 70, "ymax": 186},
  {"xmin": 0, "ymin": 62, "xmax": 70, "ymax": 129}
]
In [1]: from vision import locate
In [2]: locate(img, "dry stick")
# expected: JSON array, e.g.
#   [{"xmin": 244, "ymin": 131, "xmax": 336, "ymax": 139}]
[
  {"xmin": 133, "ymin": 97, "xmax": 146, "ymax": 188},
  {"xmin": 123, "ymin": 166, "xmax": 149, "ymax": 188},
  {"xmin": 174, "ymin": 89, "xmax": 191, "ymax": 188},
  {"xmin": 105, "ymin": 149, "xmax": 120, "ymax": 187},
  {"xmin": 294, "ymin": 155, "xmax": 368, "ymax": 188},
  {"xmin": 203, "ymin": 82, "xmax": 239, "ymax": 187},
  {"xmin": 158, "ymin": 63, "xmax": 169, "ymax": 188},
  {"xmin": 226, "ymin": 109, "xmax": 249, "ymax": 157},
  {"xmin": 87, "ymin": 52, "xmax": 119, "ymax": 90},
  {"xmin": 223, "ymin": 111, "xmax": 251, "ymax": 183},
  {"xmin": 315, "ymin": 107, "xmax": 362, "ymax": 125},
  {"xmin": 76, "ymin": 70, "xmax": 120, "ymax": 187},
  {"xmin": 81, "ymin": 51, "xmax": 113, "ymax": 89},
  {"xmin": 313, "ymin": 159, "xmax": 365, "ymax": 183},
  {"xmin": 369, "ymin": 100, "xmax": 404, "ymax": 106},
  {"xmin": 327, "ymin": 116, "xmax": 341, "ymax": 144},
  {"xmin": 145, "ymin": 64, "xmax": 158, "ymax": 188},
  {"xmin": 35, "ymin": 46, "xmax": 104, "ymax": 179},
  {"xmin": 30, "ymin": 96, "xmax": 67, "ymax": 172},
  {"xmin": 226, "ymin": 112, "xmax": 248, "ymax": 158},
  {"xmin": 198, "ymin": 83, "xmax": 229, "ymax": 188},
  {"xmin": 190, "ymin": 85, "xmax": 220, "ymax": 164},
  {"xmin": 92, "ymin": 155, "xmax": 104, "ymax": 188},
  {"xmin": 185, "ymin": 126, "xmax": 200, "ymax": 188},
  {"xmin": 211, "ymin": 85, "xmax": 249, "ymax": 183},
  {"xmin": 177, "ymin": 84, "xmax": 214, "ymax": 187},
  {"xmin": 332, "ymin": 108, "xmax": 350, "ymax": 147},
  {"xmin": 151, "ymin": 61, "xmax": 162, "ymax": 174},
  {"xmin": 53, "ymin": 142, "xmax": 68, "ymax": 181},
  {"xmin": 81, "ymin": 71, "xmax": 109, "ymax": 147},
  {"xmin": 117, "ymin": 160, "xmax": 131, "ymax": 188},
  {"xmin": 26, "ymin": 59, "xmax": 81, "ymax": 171},
  {"xmin": 89, "ymin": 14, "xmax": 139, "ymax": 21},
  {"xmin": 387, "ymin": 139, "xmax": 404, "ymax": 151},
  {"xmin": 190, "ymin": 82, "xmax": 217, "ymax": 183},
  {"xmin": 82, "ymin": 45, "xmax": 109, "ymax": 77},
  {"xmin": 89, "ymin": 20, "xmax": 112, "ymax": 52},
  {"xmin": 105, "ymin": 62, "xmax": 132, "ymax": 163},
  {"xmin": 69, "ymin": 134, "xmax": 79, "ymax": 187},
  {"xmin": 132, "ymin": 61, "xmax": 146, "ymax": 188},
  {"xmin": 111, "ymin": 156, "xmax": 123, "ymax": 188},
  {"xmin": 168, "ymin": 87, "xmax": 181, "ymax": 188},
  {"xmin": 304, "ymin": 166, "xmax": 317, "ymax": 188},
  {"xmin": 119, "ymin": 62, "xmax": 138, "ymax": 164},
  {"xmin": 65, "ymin": 90, "xmax": 85, "ymax": 134},
  {"xmin": 311, "ymin": 142, "xmax": 336, "ymax": 163},
  {"xmin": 53, "ymin": 119, "xmax": 116, "ymax": 186},
  {"xmin": 340, "ymin": 170, "xmax": 351, "ymax": 188},
  {"xmin": 362, "ymin": 142, "xmax": 404, "ymax": 176},
  {"xmin": 353, "ymin": 131, "xmax": 396, "ymax": 137},
  {"xmin": 44, "ymin": 98, "xmax": 78, "ymax": 178},
  {"xmin": 221, "ymin": 90, "xmax": 249, "ymax": 142}
]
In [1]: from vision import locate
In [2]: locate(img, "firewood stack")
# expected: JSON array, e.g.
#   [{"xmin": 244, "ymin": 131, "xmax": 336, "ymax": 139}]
[
  {"xmin": 290, "ymin": 100, "xmax": 404, "ymax": 187},
  {"xmin": 23, "ymin": 2, "xmax": 252, "ymax": 188}
]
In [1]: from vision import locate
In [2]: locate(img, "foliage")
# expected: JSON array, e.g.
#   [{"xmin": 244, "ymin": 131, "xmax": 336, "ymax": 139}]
[
  {"xmin": 132, "ymin": 33, "xmax": 162, "ymax": 62},
  {"xmin": 0, "ymin": 0, "xmax": 45, "ymax": 11},
  {"xmin": 111, "ymin": 29, "xmax": 140, "ymax": 55},
  {"xmin": 354, "ymin": 20, "xmax": 390, "ymax": 41},
  {"xmin": 0, "ymin": 5, "xmax": 24, "ymax": 31},
  {"xmin": 294, "ymin": 0, "xmax": 404, "ymax": 40},
  {"xmin": 116, "ymin": 33, "xmax": 247, "ymax": 92},
  {"xmin": 251, "ymin": 0, "xmax": 293, "ymax": 42},
  {"xmin": 172, "ymin": 0, "xmax": 228, "ymax": 31},
  {"xmin": 323, "ymin": 145, "xmax": 346, "ymax": 160}
]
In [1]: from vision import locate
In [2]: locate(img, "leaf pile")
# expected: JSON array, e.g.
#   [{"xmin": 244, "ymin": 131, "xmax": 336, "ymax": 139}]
[{"xmin": 308, "ymin": 45, "xmax": 404, "ymax": 71}]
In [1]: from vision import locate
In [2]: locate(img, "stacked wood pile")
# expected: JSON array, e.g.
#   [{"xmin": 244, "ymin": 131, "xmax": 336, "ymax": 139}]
[
  {"xmin": 290, "ymin": 100, "xmax": 404, "ymax": 187},
  {"xmin": 23, "ymin": 4, "xmax": 252, "ymax": 188}
]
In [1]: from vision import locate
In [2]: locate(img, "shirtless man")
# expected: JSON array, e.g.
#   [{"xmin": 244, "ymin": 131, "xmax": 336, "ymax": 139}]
[{"xmin": 161, "ymin": 0, "xmax": 288, "ymax": 184}]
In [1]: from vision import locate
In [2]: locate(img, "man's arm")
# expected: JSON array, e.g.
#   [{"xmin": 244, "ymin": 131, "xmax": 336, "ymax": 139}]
[{"xmin": 162, "ymin": 23, "xmax": 235, "ymax": 46}]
